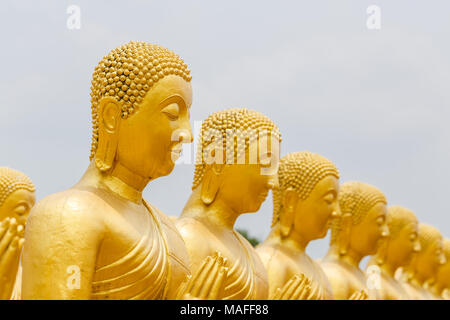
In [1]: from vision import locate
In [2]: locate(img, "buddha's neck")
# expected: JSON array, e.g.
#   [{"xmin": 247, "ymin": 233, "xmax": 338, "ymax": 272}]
[
  {"xmin": 267, "ymin": 225, "xmax": 309, "ymax": 253},
  {"xmin": 80, "ymin": 161, "xmax": 149, "ymax": 204},
  {"xmin": 375, "ymin": 249, "xmax": 402, "ymax": 278},
  {"xmin": 181, "ymin": 188, "xmax": 240, "ymax": 230},
  {"xmin": 326, "ymin": 244, "xmax": 364, "ymax": 269}
]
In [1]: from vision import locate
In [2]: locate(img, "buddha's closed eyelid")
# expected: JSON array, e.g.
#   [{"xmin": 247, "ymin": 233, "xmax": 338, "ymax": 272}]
[{"xmin": 161, "ymin": 103, "xmax": 180, "ymax": 120}]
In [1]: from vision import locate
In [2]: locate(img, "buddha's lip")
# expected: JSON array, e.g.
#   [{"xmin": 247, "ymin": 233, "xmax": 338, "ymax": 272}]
[{"xmin": 171, "ymin": 145, "xmax": 183, "ymax": 154}]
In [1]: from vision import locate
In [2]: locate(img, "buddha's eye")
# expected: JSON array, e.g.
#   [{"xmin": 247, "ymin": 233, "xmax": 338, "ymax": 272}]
[
  {"xmin": 376, "ymin": 216, "xmax": 385, "ymax": 225},
  {"xmin": 410, "ymin": 233, "xmax": 417, "ymax": 241},
  {"xmin": 161, "ymin": 103, "xmax": 179, "ymax": 121},
  {"xmin": 14, "ymin": 205, "xmax": 27, "ymax": 215},
  {"xmin": 323, "ymin": 193, "xmax": 334, "ymax": 205}
]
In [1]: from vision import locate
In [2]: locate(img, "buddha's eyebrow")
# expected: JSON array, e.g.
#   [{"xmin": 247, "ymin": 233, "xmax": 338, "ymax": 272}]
[{"xmin": 159, "ymin": 94, "xmax": 186, "ymax": 107}]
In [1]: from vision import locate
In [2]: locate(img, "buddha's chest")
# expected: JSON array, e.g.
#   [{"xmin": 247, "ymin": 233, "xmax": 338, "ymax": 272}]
[
  {"xmin": 289, "ymin": 259, "xmax": 332, "ymax": 300},
  {"xmin": 91, "ymin": 206, "xmax": 169, "ymax": 300},
  {"xmin": 213, "ymin": 238, "xmax": 268, "ymax": 300}
]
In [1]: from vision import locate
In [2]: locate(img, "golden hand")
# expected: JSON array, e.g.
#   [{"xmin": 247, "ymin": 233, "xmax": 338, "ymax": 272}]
[
  {"xmin": 348, "ymin": 289, "xmax": 368, "ymax": 300},
  {"xmin": 0, "ymin": 218, "xmax": 25, "ymax": 300},
  {"xmin": 272, "ymin": 274, "xmax": 318, "ymax": 300},
  {"xmin": 181, "ymin": 251, "xmax": 228, "ymax": 300}
]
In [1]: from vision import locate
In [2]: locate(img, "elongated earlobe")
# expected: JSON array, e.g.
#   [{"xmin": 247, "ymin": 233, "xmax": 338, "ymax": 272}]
[
  {"xmin": 375, "ymin": 237, "xmax": 389, "ymax": 265},
  {"xmin": 200, "ymin": 165, "xmax": 222, "ymax": 205},
  {"xmin": 338, "ymin": 213, "xmax": 352, "ymax": 256},
  {"xmin": 280, "ymin": 188, "xmax": 296, "ymax": 238},
  {"xmin": 95, "ymin": 97, "xmax": 122, "ymax": 172}
]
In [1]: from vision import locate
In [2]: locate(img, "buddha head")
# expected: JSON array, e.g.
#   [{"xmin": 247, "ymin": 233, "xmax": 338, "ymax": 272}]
[
  {"xmin": 90, "ymin": 41, "xmax": 193, "ymax": 181},
  {"xmin": 375, "ymin": 206, "xmax": 420, "ymax": 267},
  {"xmin": 436, "ymin": 238, "xmax": 450, "ymax": 292},
  {"xmin": 271, "ymin": 152, "xmax": 340, "ymax": 241},
  {"xmin": 330, "ymin": 181, "xmax": 389, "ymax": 257},
  {"xmin": 413, "ymin": 224, "xmax": 446, "ymax": 281},
  {"xmin": 192, "ymin": 108, "xmax": 281, "ymax": 214},
  {"xmin": 0, "ymin": 167, "xmax": 35, "ymax": 226}
]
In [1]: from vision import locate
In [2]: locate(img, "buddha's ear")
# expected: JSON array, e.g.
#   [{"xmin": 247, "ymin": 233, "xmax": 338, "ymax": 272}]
[
  {"xmin": 279, "ymin": 187, "xmax": 297, "ymax": 238},
  {"xmin": 338, "ymin": 213, "xmax": 353, "ymax": 256},
  {"xmin": 95, "ymin": 97, "xmax": 122, "ymax": 172},
  {"xmin": 200, "ymin": 164, "xmax": 223, "ymax": 205}
]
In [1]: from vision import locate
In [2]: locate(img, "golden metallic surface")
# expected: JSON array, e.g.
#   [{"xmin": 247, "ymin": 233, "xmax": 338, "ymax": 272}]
[
  {"xmin": 366, "ymin": 206, "xmax": 420, "ymax": 299},
  {"xmin": 399, "ymin": 223, "xmax": 446, "ymax": 300},
  {"xmin": 0, "ymin": 167, "xmax": 35, "ymax": 300},
  {"xmin": 176, "ymin": 108, "xmax": 281, "ymax": 300},
  {"xmin": 320, "ymin": 181, "xmax": 389, "ymax": 300},
  {"xmin": 256, "ymin": 152, "xmax": 339, "ymax": 299},
  {"xmin": 431, "ymin": 238, "xmax": 450, "ymax": 299},
  {"xmin": 21, "ymin": 42, "xmax": 196, "ymax": 300}
]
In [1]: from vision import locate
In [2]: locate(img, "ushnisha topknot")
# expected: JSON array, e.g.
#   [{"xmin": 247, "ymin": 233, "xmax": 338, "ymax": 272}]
[
  {"xmin": 89, "ymin": 41, "xmax": 192, "ymax": 160},
  {"xmin": 272, "ymin": 151, "xmax": 340, "ymax": 227},
  {"xmin": 192, "ymin": 108, "xmax": 282, "ymax": 190},
  {"xmin": 386, "ymin": 206, "xmax": 418, "ymax": 236},
  {"xmin": 0, "ymin": 167, "xmax": 35, "ymax": 207},
  {"xmin": 330, "ymin": 181, "xmax": 387, "ymax": 245},
  {"xmin": 418, "ymin": 223, "xmax": 443, "ymax": 250}
]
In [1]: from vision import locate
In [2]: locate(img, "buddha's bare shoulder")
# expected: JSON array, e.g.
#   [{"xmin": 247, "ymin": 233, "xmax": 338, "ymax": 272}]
[
  {"xmin": 320, "ymin": 259, "xmax": 352, "ymax": 299},
  {"xmin": 27, "ymin": 188, "xmax": 106, "ymax": 236},
  {"xmin": 257, "ymin": 242, "xmax": 286, "ymax": 268},
  {"xmin": 175, "ymin": 216, "xmax": 219, "ymax": 260}
]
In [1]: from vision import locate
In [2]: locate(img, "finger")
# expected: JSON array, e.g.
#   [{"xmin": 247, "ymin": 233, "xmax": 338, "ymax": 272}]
[
  {"xmin": 187, "ymin": 256, "xmax": 211, "ymax": 293},
  {"xmin": 307, "ymin": 284, "xmax": 319, "ymax": 300},
  {"xmin": 201, "ymin": 253, "xmax": 227, "ymax": 299},
  {"xmin": 17, "ymin": 224, "xmax": 25, "ymax": 238},
  {"xmin": 272, "ymin": 288, "xmax": 282, "ymax": 300},
  {"xmin": 281, "ymin": 276, "xmax": 299, "ymax": 300},
  {"xmin": 192, "ymin": 255, "xmax": 216, "ymax": 298},
  {"xmin": 207, "ymin": 266, "xmax": 228, "ymax": 299},
  {"xmin": 0, "ymin": 220, "xmax": 17, "ymax": 257},
  {"xmin": 0, "ymin": 236, "xmax": 20, "ymax": 275},
  {"xmin": 0, "ymin": 218, "xmax": 10, "ymax": 240},
  {"xmin": 292, "ymin": 277, "xmax": 309, "ymax": 300},
  {"xmin": 299, "ymin": 284, "xmax": 312, "ymax": 300},
  {"xmin": 198, "ymin": 256, "xmax": 221, "ymax": 299},
  {"xmin": 278, "ymin": 277, "xmax": 295, "ymax": 300}
]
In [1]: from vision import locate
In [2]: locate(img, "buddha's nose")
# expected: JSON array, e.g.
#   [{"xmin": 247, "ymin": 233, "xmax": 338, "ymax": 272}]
[
  {"xmin": 381, "ymin": 224, "xmax": 390, "ymax": 238},
  {"xmin": 267, "ymin": 173, "xmax": 279, "ymax": 190},
  {"xmin": 331, "ymin": 205, "xmax": 341, "ymax": 218},
  {"xmin": 439, "ymin": 253, "xmax": 447, "ymax": 265},
  {"xmin": 174, "ymin": 126, "xmax": 193, "ymax": 144},
  {"xmin": 413, "ymin": 241, "xmax": 421, "ymax": 253}
]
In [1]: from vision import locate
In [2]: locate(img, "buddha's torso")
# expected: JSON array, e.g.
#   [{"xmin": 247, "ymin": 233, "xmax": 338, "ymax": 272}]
[
  {"xmin": 24, "ymin": 187, "xmax": 190, "ymax": 300},
  {"xmin": 376, "ymin": 271, "xmax": 410, "ymax": 300},
  {"xmin": 176, "ymin": 217, "xmax": 268, "ymax": 300},
  {"xmin": 320, "ymin": 257, "xmax": 369, "ymax": 300},
  {"xmin": 256, "ymin": 241, "xmax": 332, "ymax": 299},
  {"xmin": 400, "ymin": 280, "xmax": 435, "ymax": 300}
]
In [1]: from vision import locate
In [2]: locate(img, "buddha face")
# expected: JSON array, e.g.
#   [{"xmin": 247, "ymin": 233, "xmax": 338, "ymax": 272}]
[
  {"xmin": 387, "ymin": 221, "xmax": 420, "ymax": 266},
  {"xmin": 115, "ymin": 75, "xmax": 193, "ymax": 179},
  {"xmin": 349, "ymin": 202, "xmax": 389, "ymax": 256},
  {"xmin": 416, "ymin": 238, "xmax": 446, "ymax": 279},
  {"xmin": 293, "ymin": 175, "xmax": 340, "ymax": 241},
  {"xmin": 215, "ymin": 135, "xmax": 279, "ymax": 214},
  {"xmin": 0, "ymin": 189, "xmax": 35, "ymax": 226}
]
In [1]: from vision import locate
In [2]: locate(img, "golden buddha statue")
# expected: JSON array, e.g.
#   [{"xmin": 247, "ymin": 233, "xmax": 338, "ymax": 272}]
[
  {"xmin": 366, "ymin": 206, "xmax": 420, "ymax": 299},
  {"xmin": 0, "ymin": 167, "xmax": 35, "ymax": 300},
  {"xmin": 320, "ymin": 181, "xmax": 389, "ymax": 300},
  {"xmin": 399, "ymin": 223, "xmax": 446, "ymax": 300},
  {"xmin": 21, "ymin": 41, "xmax": 225, "ymax": 300},
  {"xmin": 431, "ymin": 238, "xmax": 450, "ymax": 299},
  {"xmin": 256, "ymin": 151, "xmax": 340, "ymax": 300},
  {"xmin": 176, "ymin": 108, "xmax": 281, "ymax": 300}
]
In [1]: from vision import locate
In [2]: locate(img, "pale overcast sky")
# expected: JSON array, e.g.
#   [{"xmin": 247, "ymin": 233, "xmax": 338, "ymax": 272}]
[{"xmin": 1, "ymin": 1, "xmax": 449, "ymax": 260}]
